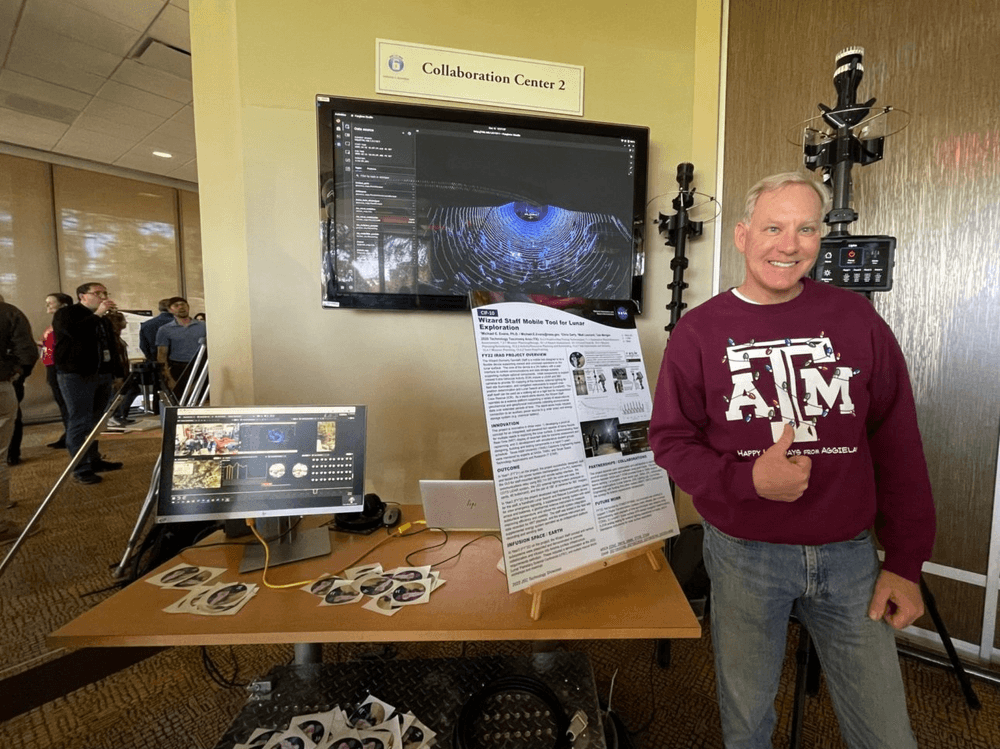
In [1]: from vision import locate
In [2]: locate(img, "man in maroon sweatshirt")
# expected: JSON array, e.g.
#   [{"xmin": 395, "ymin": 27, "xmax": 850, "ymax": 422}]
[{"xmin": 649, "ymin": 172, "xmax": 935, "ymax": 748}]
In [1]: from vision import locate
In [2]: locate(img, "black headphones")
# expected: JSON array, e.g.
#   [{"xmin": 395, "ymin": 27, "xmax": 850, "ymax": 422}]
[{"xmin": 334, "ymin": 493, "xmax": 400, "ymax": 534}]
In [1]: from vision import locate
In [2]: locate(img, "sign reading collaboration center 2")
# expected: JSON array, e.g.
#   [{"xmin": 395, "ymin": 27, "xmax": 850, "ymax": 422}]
[{"xmin": 422, "ymin": 62, "xmax": 567, "ymax": 90}]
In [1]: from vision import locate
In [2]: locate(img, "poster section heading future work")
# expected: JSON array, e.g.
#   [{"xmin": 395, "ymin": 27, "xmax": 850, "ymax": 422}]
[{"xmin": 471, "ymin": 295, "xmax": 679, "ymax": 594}]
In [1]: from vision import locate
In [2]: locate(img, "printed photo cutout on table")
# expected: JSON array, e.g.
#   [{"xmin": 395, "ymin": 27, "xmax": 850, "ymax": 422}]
[
  {"xmin": 349, "ymin": 696, "xmax": 395, "ymax": 730},
  {"xmin": 192, "ymin": 582, "xmax": 258, "ymax": 616},
  {"xmin": 163, "ymin": 585, "xmax": 212, "ymax": 614},
  {"xmin": 303, "ymin": 576, "xmax": 338, "ymax": 597},
  {"xmin": 385, "ymin": 565, "xmax": 431, "ymax": 582},
  {"xmin": 147, "ymin": 563, "xmax": 224, "ymax": 588},
  {"xmin": 389, "ymin": 581, "xmax": 431, "ymax": 606},
  {"xmin": 344, "ymin": 563, "xmax": 383, "ymax": 580},
  {"xmin": 363, "ymin": 593, "xmax": 402, "ymax": 616},
  {"xmin": 401, "ymin": 716, "xmax": 436, "ymax": 749},
  {"xmin": 356, "ymin": 574, "xmax": 395, "ymax": 597},
  {"xmin": 327, "ymin": 731, "xmax": 363, "ymax": 749},
  {"xmin": 321, "ymin": 580, "xmax": 363, "ymax": 606},
  {"xmin": 370, "ymin": 716, "xmax": 403, "ymax": 749}
]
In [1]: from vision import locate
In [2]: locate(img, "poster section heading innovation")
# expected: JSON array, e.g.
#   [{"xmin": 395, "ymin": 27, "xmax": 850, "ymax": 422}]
[{"xmin": 470, "ymin": 295, "xmax": 679, "ymax": 594}]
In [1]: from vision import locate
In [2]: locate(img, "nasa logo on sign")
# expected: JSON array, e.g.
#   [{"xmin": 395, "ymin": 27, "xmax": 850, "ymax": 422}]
[
  {"xmin": 616, "ymin": 306, "xmax": 629, "ymax": 321},
  {"xmin": 388, "ymin": 55, "xmax": 404, "ymax": 72}
]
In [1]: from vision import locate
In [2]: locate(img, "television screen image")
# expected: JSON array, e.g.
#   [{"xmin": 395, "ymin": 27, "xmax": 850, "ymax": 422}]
[
  {"xmin": 156, "ymin": 406, "xmax": 366, "ymax": 524},
  {"xmin": 317, "ymin": 96, "xmax": 650, "ymax": 311}
]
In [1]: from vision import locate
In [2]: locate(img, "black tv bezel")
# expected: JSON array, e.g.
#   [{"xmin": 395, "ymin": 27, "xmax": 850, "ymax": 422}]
[{"xmin": 317, "ymin": 95, "xmax": 650, "ymax": 313}]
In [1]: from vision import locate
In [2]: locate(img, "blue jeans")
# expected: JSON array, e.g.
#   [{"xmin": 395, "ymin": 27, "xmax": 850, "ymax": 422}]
[
  {"xmin": 703, "ymin": 522, "xmax": 917, "ymax": 749},
  {"xmin": 57, "ymin": 372, "xmax": 113, "ymax": 475}
]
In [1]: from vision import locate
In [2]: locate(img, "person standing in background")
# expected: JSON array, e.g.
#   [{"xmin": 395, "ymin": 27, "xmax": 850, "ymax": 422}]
[
  {"xmin": 1, "ymin": 298, "xmax": 37, "ymax": 539},
  {"xmin": 0, "ymin": 294, "xmax": 37, "ymax": 467},
  {"xmin": 105, "ymin": 311, "xmax": 137, "ymax": 427},
  {"xmin": 54, "ymin": 282, "xmax": 124, "ymax": 485},
  {"xmin": 40, "ymin": 293, "xmax": 74, "ymax": 449},
  {"xmin": 156, "ymin": 297, "xmax": 207, "ymax": 398},
  {"xmin": 139, "ymin": 298, "xmax": 175, "ymax": 361}
]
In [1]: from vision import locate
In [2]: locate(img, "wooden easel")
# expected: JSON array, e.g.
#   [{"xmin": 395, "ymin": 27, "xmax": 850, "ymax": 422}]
[{"xmin": 523, "ymin": 541, "xmax": 663, "ymax": 620}]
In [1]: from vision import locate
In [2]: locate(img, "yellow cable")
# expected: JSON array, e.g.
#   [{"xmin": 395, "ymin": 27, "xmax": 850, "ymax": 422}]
[
  {"xmin": 332, "ymin": 520, "xmax": 428, "ymax": 576},
  {"xmin": 247, "ymin": 518, "xmax": 429, "ymax": 589},
  {"xmin": 246, "ymin": 519, "xmax": 322, "ymax": 589}
]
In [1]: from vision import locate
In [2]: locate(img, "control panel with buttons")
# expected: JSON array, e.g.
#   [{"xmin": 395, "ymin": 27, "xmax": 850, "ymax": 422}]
[{"xmin": 811, "ymin": 234, "xmax": 895, "ymax": 292}]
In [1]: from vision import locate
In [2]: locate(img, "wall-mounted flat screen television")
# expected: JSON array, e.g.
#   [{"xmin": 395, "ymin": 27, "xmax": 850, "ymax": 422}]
[{"xmin": 317, "ymin": 96, "xmax": 650, "ymax": 312}]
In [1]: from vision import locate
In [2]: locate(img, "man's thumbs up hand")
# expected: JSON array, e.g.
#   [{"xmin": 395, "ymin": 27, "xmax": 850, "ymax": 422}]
[{"xmin": 752, "ymin": 423, "xmax": 811, "ymax": 502}]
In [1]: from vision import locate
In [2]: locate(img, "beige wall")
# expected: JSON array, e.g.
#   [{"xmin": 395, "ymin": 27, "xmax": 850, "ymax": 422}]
[{"xmin": 190, "ymin": 0, "xmax": 723, "ymax": 506}]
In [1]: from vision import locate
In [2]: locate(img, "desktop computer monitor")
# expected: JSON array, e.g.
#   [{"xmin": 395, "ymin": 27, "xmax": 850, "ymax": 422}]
[{"xmin": 156, "ymin": 405, "xmax": 367, "ymax": 571}]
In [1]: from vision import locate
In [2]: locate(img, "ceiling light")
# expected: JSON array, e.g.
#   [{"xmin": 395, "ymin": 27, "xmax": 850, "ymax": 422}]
[{"xmin": 153, "ymin": 151, "xmax": 173, "ymax": 158}]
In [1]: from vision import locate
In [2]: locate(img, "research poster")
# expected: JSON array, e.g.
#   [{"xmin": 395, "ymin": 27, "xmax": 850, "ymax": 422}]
[{"xmin": 470, "ymin": 294, "xmax": 679, "ymax": 594}]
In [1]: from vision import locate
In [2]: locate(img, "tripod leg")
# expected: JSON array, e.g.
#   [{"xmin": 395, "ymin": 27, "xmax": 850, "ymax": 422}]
[
  {"xmin": 178, "ymin": 344, "xmax": 207, "ymax": 406},
  {"xmin": 789, "ymin": 624, "xmax": 812, "ymax": 749},
  {"xmin": 0, "ymin": 390, "xmax": 128, "ymax": 578},
  {"xmin": 112, "ymin": 454, "xmax": 162, "ymax": 580},
  {"xmin": 111, "ymin": 348, "xmax": 209, "ymax": 580},
  {"xmin": 919, "ymin": 575, "xmax": 981, "ymax": 710}
]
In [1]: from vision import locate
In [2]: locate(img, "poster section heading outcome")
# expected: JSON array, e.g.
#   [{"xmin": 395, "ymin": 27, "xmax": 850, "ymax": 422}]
[{"xmin": 470, "ymin": 295, "xmax": 679, "ymax": 594}]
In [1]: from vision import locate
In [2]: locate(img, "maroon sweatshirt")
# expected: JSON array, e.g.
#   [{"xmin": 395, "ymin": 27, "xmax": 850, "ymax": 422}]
[{"xmin": 649, "ymin": 279, "xmax": 935, "ymax": 582}]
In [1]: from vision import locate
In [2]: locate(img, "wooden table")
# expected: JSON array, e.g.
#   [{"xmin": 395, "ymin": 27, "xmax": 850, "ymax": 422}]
[{"xmin": 49, "ymin": 508, "xmax": 700, "ymax": 649}]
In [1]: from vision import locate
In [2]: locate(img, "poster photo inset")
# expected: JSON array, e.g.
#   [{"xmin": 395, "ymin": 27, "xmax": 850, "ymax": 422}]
[{"xmin": 580, "ymin": 417, "xmax": 622, "ymax": 458}]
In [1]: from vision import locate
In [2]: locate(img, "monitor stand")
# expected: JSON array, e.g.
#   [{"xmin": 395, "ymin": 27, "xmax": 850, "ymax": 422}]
[{"xmin": 239, "ymin": 516, "xmax": 331, "ymax": 574}]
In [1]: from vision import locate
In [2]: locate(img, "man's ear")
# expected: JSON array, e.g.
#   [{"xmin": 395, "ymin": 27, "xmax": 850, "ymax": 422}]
[{"xmin": 734, "ymin": 222, "xmax": 748, "ymax": 255}]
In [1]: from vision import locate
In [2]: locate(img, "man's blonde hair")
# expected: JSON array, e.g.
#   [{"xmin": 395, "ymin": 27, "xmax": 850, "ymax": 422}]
[{"xmin": 742, "ymin": 172, "xmax": 831, "ymax": 224}]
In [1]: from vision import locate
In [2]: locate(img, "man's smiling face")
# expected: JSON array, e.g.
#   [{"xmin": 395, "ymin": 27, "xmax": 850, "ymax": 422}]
[{"xmin": 735, "ymin": 182, "xmax": 823, "ymax": 304}]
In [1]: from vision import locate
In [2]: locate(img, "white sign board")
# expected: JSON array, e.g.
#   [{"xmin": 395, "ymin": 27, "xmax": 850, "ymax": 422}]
[
  {"xmin": 470, "ymin": 295, "xmax": 679, "ymax": 593},
  {"xmin": 120, "ymin": 310, "xmax": 152, "ymax": 361},
  {"xmin": 376, "ymin": 39, "xmax": 584, "ymax": 116}
]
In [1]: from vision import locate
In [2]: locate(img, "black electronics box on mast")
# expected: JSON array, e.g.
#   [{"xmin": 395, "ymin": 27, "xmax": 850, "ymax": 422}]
[{"xmin": 796, "ymin": 46, "xmax": 904, "ymax": 294}]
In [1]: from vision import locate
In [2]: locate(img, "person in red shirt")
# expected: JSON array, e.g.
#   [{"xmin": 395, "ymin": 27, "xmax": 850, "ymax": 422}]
[{"xmin": 40, "ymin": 293, "xmax": 74, "ymax": 449}]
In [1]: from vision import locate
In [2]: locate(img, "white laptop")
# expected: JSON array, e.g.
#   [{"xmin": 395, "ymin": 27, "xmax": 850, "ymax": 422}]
[{"xmin": 419, "ymin": 480, "xmax": 501, "ymax": 532}]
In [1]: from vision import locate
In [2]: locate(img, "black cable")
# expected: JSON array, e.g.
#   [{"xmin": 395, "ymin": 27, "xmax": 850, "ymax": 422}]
[
  {"xmin": 604, "ymin": 709, "xmax": 636, "ymax": 749},
  {"xmin": 403, "ymin": 529, "xmax": 449, "ymax": 566},
  {"xmin": 406, "ymin": 532, "xmax": 501, "ymax": 568},
  {"xmin": 454, "ymin": 675, "xmax": 572, "ymax": 749},
  {"xmin": 333, "ymin": 525, "xmax": 434, "ymax": 574},
  {"xmin": 201, "ymin": 645, "xmax": 248, "ymax": 688},
  {"xmin": 83, "ymin": 579, "xmax": 128, "ymax": 597}
]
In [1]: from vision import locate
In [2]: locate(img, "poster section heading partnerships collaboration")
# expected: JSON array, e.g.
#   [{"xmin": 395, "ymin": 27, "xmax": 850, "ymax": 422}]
[{"xmin": 471, "ymin": 298, "xmax": 679, "ymax": 594}]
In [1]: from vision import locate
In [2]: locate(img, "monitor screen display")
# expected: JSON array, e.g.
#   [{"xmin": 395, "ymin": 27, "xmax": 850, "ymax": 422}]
[
  {"xmin": 317, "ymin": 96, "xmax": 650, "ymax": 311},
  {"xmin": 156, "ymin": 406, "xmax": 366, "ymax": 524}
]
